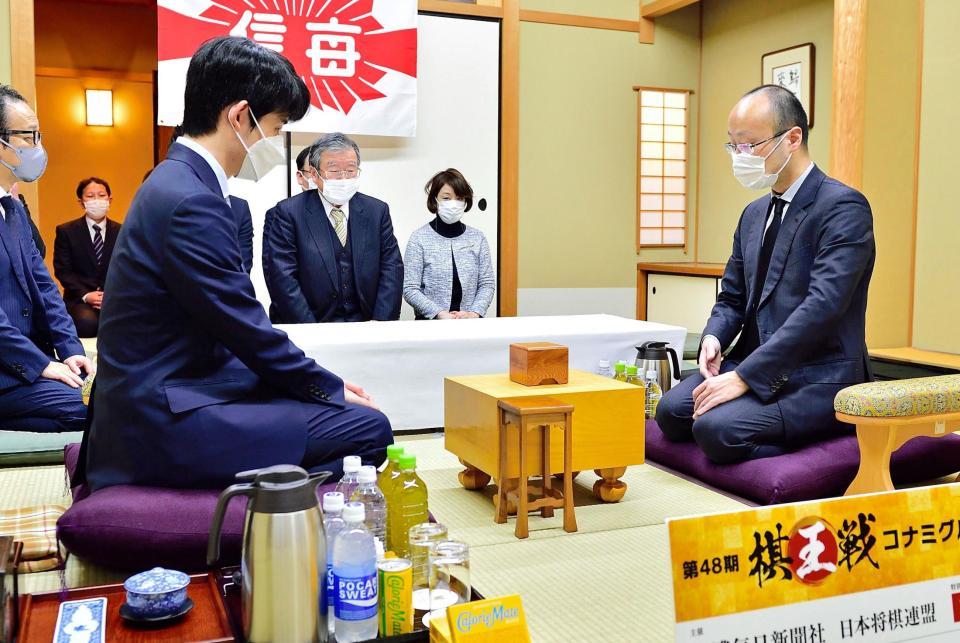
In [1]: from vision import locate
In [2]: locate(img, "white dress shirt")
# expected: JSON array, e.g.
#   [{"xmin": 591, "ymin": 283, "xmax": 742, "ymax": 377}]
[
  {"xmin": 764, "ymin": 161, "xmax": 815, "ymax": 233},
  {"xmin": 318, "ymin": 191, "xmax": 350, "ymax": 229},
  {"xmin": 85, "ymin": 215, "xmax": 107, "ymax": 243},
  {"xmin": 0, "ymin": 185, "xmax": 9, "ymax": 221},
  {"xmin": 176, "ymin": 136, "xmax": 230, "ymax": 200}
]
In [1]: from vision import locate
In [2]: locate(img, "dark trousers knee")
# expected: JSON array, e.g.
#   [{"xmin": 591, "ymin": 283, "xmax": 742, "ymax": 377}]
[
  {"xmin": 655, "ymin": 386, "xmax": 694, "ymax": 442},
  {"xmin": 68, "ymin": 303, "xmax": 99, "ymax": 338}
]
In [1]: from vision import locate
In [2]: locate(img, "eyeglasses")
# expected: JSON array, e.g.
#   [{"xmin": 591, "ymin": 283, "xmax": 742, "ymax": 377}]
[
  {"xmin": 0, "ymin": 129, "xmax": 41, "ymax": 146},
  {"xmin": 724, "ymin": 129, "xmax": 789, "ymax": 156},
  {"xmin": 318, "ymin": 167, "xmax": 360, "ymax": 180}
]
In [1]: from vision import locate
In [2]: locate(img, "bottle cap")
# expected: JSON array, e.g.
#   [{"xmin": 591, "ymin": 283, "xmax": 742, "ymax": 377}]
[
  {"xmin": 598, "ymin": 359, "xmax": 610, "ymax": 368},
  {"xmin": 358, "ymin": 465, "xmax": 378, "ymax": 484},
  {"xmin": 646, "ymin": 371, "xmax": 657, "ymax": 380},
  {"xmin": 399, "ymin": 454, "xmax": 417, "ymax": 470},
  {"xmin": 616, "ymin": 359, "xmax": 627, "ymax": 365},
  {"xmin": 343, "ymin": 455, "xmax": 362, "ymax": 473},
  {"xmin": 626, "ymin": 365, "xmax": 638, "ymax": 375},
  {"xmin": 614, "ymin": 363, "xmax": 626, "ymax": 373},
  {"xmin": 342, "ymin": 501, "xmax": 365, "ymax": 523},
  {"xmin": 386, "ymin": 444, "xmax": 405, "ymax": 462},
  {"xmin": 322, "ymin": 492, "xmax": 344, "ymax": 513}
]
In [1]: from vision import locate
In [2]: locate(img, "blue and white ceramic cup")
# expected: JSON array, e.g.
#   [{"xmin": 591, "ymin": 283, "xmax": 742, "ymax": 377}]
[{"xmin": 123, "ymin": 567, "xmax": 190, "ymax": 618}]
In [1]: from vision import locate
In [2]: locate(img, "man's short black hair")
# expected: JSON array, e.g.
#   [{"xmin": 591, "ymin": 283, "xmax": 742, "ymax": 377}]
[
  {"xmin": 0, "ymin": 85, "xmax": 28, "ymax": 141},
  {"xmin": 742, "ymin": 84, "xmax": 809, "ymax": 146},
  {"xmin": 181, "ymin": 37, "xmax": 309, "ymax": 137},
  {"xmin": 76, "ymin": 177, "xmax": 112, "ymax": 199},
  {"xmin": 296, "ymin": 145, "xmax": 314, "ymax": 171}
]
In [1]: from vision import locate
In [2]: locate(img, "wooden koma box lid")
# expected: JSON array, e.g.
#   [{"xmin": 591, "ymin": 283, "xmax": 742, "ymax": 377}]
[{"xmin": 509, "ymin": 342, "xmax": 569, "ymax": 386}]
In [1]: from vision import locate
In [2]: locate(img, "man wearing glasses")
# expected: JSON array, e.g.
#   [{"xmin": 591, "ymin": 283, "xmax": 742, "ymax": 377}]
[
  {"xmin": 265, "ymin": 132, "xmax": 403, "ymax": 323},
  {"xmin": 0, "ymin": 85, "xmax": 94, "ymax": 433},
  {"xmin": 656, "ymin": 84, "xmax": 875, "ymax": 464}
]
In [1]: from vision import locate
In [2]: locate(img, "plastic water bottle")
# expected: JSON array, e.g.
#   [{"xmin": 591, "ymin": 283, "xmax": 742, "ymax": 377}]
[
  {"xmin": 645, "ymin": 370, "xmax": 663, "ymax": 419},
  {"xmin": 379, "ymin": 445, "xmax": 405, "ymax": 551},
  {"xmin": 625, "ymin": 365, "xmax": 642, "ymax": 386},
  {"xmin": 336, "ymin": 455, "xmax": 362, "ymax": 500},
  {"xmin": 351, "ymin": 465, "xmax": 387, "ymax": 550},
  {"xmin": 333, "ymin": 502, "xmax": 378, "ymax": 642},
  {"xmin": 613, "ymin": 362, "xmax": 628, "ymax": 382},
  {"xmin": 322, "ymin": 492, "xmax": 346, "ymax": 637},
  {"xmin": 596, "ymin": 360, "xmax": 612, "ymax": 377},
  {"xmin": 388, "ymin": 454, "xmax": 429, "ymax": 558}
]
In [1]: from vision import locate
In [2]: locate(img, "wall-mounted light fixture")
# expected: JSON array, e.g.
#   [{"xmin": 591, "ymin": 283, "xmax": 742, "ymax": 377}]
[{"xmin": 85, "ymin": 89, "xmax": 113, "ymax": 126}]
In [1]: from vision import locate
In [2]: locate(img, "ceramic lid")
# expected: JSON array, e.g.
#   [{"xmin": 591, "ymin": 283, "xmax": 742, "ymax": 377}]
[{"xmin": 124, "ymin": 567, "xmax": 190, "ymax": 594}]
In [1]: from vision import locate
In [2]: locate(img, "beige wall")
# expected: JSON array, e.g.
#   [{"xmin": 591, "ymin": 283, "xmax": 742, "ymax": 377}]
[
  {"xmin": 522, "ymin": 0, "xmax": 639, "ymax": 19},
  {"xmin": 518, "ymin": 7, "xmax": 700, "ymax": 289},
  {"xmin": 861, "ymin": 0, "xmax": 922, "ymax": 349},
  {"xmin": 697, "ymin": 0, "xmax": 833, "ymax": 264},
  {"xmin": 913, "ymin": 0, "xmax": 960, "ymax": 353},
  {"xmin": 0, "ymin": 0, "xmax": 10, "ymax": 85}
]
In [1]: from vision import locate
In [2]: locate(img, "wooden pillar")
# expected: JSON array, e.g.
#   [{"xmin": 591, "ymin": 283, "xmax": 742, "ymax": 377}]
[
  {"xmin": 8, "ymin": 0, "xmax": 38, "ymax": 222},
  {"xmin": 829, "ymin": 0, "xmax": 868, "ymax": 190},
  {"xmin": 500, "ymin": 0, "xmax": 520, "ymax": 316}
]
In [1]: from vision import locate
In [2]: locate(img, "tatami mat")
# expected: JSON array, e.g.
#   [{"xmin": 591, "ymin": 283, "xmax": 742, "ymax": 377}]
[{"xmin": 0, "ymin": 464, "xmax": 70, "ymax": 509}]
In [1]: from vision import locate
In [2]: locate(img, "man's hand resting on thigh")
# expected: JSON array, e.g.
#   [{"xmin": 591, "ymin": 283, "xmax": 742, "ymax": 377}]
[
  {"xmin": 699, "ymin": 335, "xmax": 722, "ymax": 379},
  {"xmin": 344, "ymin": 381, "xmax": 379, "ymax": 410},
  {"xmin": 692, "ymin": 371, "xmax": 749, "ymax": 419}
]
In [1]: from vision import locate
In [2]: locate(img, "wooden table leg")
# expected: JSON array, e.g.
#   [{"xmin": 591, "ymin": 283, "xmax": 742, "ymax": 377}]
[
  {"xmin": 495, "ymin": 411, "xmax": 509, "ymax": 523},
  {"xmin": 563, "ymin": 412, "xmax": 577, "ymax": 533},
  {"xmin": 541, "ymin": 423, "xmax": 554, "ymax": 518},
  {"xmin": 593, "ymin": 467, "xmax": 628, "ymax": 502},
  {"xmin": 516, "ymin": 417, "xmax": 529, "ymax": 539},
  {"xmin": 458, "ymin": 458, "xmax": 492, "ymax": 491},
  {"xmin": 494, "ymin": 478, "xmax": 519, "ymax": 517}
]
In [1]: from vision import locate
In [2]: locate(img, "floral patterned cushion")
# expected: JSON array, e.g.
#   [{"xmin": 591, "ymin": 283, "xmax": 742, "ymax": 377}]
[{"xmin": 834, "ymin": 375, "xmax": 960, "ymax": 417}]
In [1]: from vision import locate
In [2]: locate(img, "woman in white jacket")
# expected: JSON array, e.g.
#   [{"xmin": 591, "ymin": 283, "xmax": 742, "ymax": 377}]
[{"xmin": 403, "ymin": 169, "xmax": 495, "ymax": 319}]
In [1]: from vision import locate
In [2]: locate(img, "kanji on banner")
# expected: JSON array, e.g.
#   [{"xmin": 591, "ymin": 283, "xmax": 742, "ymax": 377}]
[{"xmin": 157, "ymin": 0, "xmax": 418, "ymax": 137}]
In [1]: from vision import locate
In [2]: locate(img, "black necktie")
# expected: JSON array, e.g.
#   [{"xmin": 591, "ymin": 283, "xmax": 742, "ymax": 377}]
[
  {"xmin": 0, "ymin": 195, "xmax": 15, "ymax": 225},
  {"xmin": 92, "ymin": 224, "xmax": 104, "ymax": 266},
  {"xmin": 755, "ymin": 197, "xmax": 786, "ymax": 296}
]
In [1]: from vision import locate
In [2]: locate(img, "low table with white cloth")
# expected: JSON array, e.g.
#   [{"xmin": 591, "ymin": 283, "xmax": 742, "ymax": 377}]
[{"xmin": 280, "ymin": 314, "xmax": 687, "ymax": 431}]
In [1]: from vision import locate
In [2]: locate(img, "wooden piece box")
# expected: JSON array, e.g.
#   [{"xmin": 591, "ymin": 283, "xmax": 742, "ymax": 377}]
[{"xmin": 509, "ymin": 342, "xmax": 568, "ymax": 386}]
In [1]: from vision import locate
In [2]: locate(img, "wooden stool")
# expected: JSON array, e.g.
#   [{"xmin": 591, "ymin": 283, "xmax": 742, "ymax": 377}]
[
  {"xmin": 495, "ymin": 396, "xmax": 577, "ymax": 539},
  {"xmin": 835, "ymin": 375, "xmax": 960, "ymax": 495}
]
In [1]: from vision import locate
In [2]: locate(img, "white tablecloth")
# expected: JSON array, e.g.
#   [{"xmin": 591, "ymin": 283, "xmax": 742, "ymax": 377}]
[{"xmin": 279, "ymin": 314, "xmax": 687, "ymax": 431}]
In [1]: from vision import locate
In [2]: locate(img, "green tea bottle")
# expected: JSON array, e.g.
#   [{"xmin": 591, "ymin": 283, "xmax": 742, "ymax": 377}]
[
  {"xmin": 389, "ymin": 454, "xmax": 429, "ymax": 558},
  {"xmin": 613, "ymin": 362, "xmax": 628, "ymax": 382}
]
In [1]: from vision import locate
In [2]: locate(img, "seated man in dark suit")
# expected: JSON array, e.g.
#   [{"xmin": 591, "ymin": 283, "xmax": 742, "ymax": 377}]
[
  {"xmin": 53, "ymin": 177, "xmax": 121, "ymax": 337},
  {"xmin": 656, "ymin": 84, "xmax": 875, "ymax": 464},
  {"xmin": 11, "ymin": 183, "xmax": 44, "ymax": 258},
  {"xmin": 230, "ymin": 195, "xmax": 254, "ymax": 274},
  {"xmin": 0, "ymin": 85, "xmax": 94, "ymax": 432},
  {"xmin": 80, "ymin": 37, "xmax": 392, "ymax": 491},
  {"xmin": 264, "ymin": 133, "xmax": 403, "ymax": 323}
]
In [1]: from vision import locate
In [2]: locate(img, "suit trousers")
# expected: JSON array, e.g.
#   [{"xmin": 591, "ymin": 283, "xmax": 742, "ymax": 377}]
[
  {"xmin": 0, "ymin": 379, "xmax": 87, "ymax": 433},
  {"xmin": 300, "ymin": 402, "xmax": 393, "ymax": 480},
  {"xmin": 67, "ymin": 303, "xmax": 99, "ymax": 338},
  {"xmin": 655, "ymin": 359, "xmax": 787, "ymax": 464}
]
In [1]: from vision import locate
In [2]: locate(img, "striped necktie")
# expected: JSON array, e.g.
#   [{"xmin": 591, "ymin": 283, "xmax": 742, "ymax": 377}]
[
  {"xmin": 330, "ymin": 208, "xmax": 348, "ymax": 246},
  {"xmin": 92, "ymin": 224, "xmax": 104, "ymax": 266}
]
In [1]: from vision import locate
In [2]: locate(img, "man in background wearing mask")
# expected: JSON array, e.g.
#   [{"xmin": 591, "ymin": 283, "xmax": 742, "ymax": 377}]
[
  {"xmin": 79, "ymin": 38, "xmax": 392, "ymax": 491},
  {"xmin": 53, "ymin": 177, "xmax": 121, "ymax": 337},
  {"xmin": 0, "ymin": 85, "xmax": 93, "ymax": 432},
  {"xmin": 264, "ymin": 132, "xmax": 403, "ymax": 323},
  {"xmin": 656, "ymin": 84, "xmax": 875, "ymax": 464}
]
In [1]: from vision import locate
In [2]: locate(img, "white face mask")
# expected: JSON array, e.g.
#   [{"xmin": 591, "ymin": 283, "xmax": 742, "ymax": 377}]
[
  {"xmin": 305, "ymin": 178, "xmax": 318, "ymax": 192},
  {"xmin": 234, "ymin": 108, "xmax": 284, "ymax": 182},
  {"xmin": 84, "ymin": 199, "xmax": 109, "ymax": 220},
  {"xmin": 731, "ymin": 133, "xmax": 792, "ymax": 190},
  {"xmin": 322, "ymin": 177, "xmax": 360, "ymax": 206},
  {"xmin": 437, "ymin": 199, "xmax": 466, "ymax": 224}
]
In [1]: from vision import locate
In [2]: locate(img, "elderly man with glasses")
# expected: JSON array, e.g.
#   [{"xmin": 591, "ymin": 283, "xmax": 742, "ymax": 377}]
[
  {"xmin": 655, "ymin": 84, "xmax": 876, "ymax": 464},
  {"xmin": 264, "ymin": 132, "xmax": 403, "ymax": 323}
]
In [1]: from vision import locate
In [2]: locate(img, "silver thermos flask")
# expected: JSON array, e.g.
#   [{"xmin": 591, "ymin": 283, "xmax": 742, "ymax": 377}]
[
  {"xmin": 208, "ymin": 465, "xmax": 332, "ymax": 643},
  {"xmin": 635, "ymin": 340, "xmax": 682, "ymax": 394}
]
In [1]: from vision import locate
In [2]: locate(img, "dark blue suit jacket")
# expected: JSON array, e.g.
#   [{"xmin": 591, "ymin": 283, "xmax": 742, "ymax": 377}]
[
  {"xmin": 263, "ymin": 190, "xmax": 403, "ymax": 323},
  {"xmin": 0, "ymin": 198, "xmax": 83, "ymax": 391},
  {"xmin": 85, "ymin": 143, "xmax": 346, "ymax": 491},
  {"xmin": 230, "ymin": 196, "xmax": 254, "ymax": 274},
  {"xmin": 703, "ymin": 165, "xmax": 876, "ymax": 442}
]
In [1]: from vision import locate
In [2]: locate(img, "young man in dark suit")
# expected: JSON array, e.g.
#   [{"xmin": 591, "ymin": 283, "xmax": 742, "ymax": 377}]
[
  {"xmin": 53, "ymin": 177, "xmax": 121, "ymax": 337},
  {"xmin": 81, "ymin": 37, "xmax": 392, "ymax": 491},
  {"xmin": 264, "ymin": 132, "xmax": 404, "ymax": 323},
  {"xmin": 657, "ymin": 84, "xmax": 876, "ymax": 463},
  {"xmin": 0, "ymin": 85, "xmax": 94, "ymax": 432}
]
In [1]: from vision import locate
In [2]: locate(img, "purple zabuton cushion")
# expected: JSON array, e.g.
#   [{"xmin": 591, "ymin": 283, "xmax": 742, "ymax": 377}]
[
  {"xmin": 58, "ymin": 444, "xmax": 339, "ymax": 572},
  {"xmin": 645, "ymin": 419, "xmax": 960, "ymax": 505}
]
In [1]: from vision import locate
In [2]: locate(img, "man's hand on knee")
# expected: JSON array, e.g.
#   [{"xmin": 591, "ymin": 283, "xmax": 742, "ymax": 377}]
[
  {"xmin": 692, "ymin": 371, "xmax": 748, "ymax": 419},
  {"xmin": 699, "ymin": 336, "xmax": 722, "ymax": 379},
  {"xmin": 41, "ymin": 361, "xmax": 85, "ymax": 388},
  {"xmin": 345, "ymin": 380, "xmax": 379, "ymax": 410}
]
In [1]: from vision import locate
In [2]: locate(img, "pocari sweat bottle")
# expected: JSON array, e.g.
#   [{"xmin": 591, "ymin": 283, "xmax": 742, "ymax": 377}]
[
  {"xmin": 333, "ymin": 502, "xmax": 379, "ymax": 641},
  {"xmin": 335, "ymin": 455, "xmax": 362, "ymax": 500},
  {"xmin": 351, "ymin": 465, "xmax": 387, "ymax": 550},
  {"xmin": 322, "ymin": 492, "xmax": 346, "ymax": 637}
]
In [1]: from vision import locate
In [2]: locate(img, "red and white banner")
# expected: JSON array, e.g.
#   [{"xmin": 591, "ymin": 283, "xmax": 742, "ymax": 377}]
[{"xmin": 157, "ymin": 0, "xmax": 418, "ymax": 137}]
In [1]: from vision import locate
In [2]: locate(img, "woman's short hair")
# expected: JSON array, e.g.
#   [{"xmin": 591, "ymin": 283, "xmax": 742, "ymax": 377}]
[
  {"xmin": 76, "ymin": 177, "xmax": 111, "ymax": 199},
  {"xmin": 424, "ymin": 168, "xmax": 473, "ymax": 214}
]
